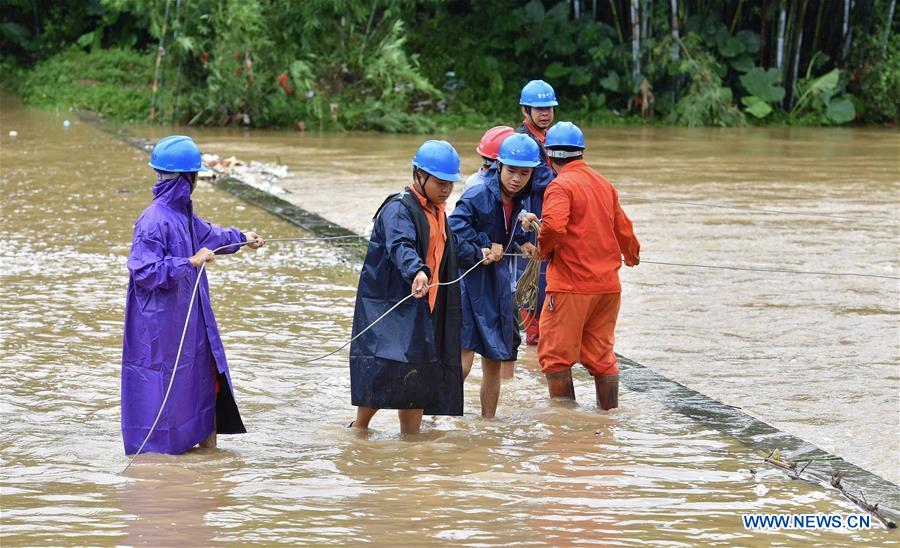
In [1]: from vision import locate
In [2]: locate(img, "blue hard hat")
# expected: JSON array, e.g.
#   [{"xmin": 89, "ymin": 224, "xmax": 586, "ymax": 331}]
[
  {"xmin": 148, "ymin": 135, "xmax": 202, "ymax": 172},
  {"xmin": 519, "ymin": 79, "xmax": 558, "ymax": 107},
  {"xmin": 497, "ymin": 134, "xmax": 541, "ymax": 168},
  {"xmin": 545, "ymin": 122, "xmax": 585, "ymax": 153},
  {"xmin": 412, "ymin": 140, "xmax": 463, "ymax": 182}
]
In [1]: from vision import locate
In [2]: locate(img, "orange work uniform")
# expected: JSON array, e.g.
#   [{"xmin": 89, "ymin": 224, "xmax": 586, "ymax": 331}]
[
  {"xmin": 410, "ymin": 184, "xmax": 446, "ymax": 311},
  {"xmin": 537, "ymin": 159, "xmax": 640, "ymax": 376}
]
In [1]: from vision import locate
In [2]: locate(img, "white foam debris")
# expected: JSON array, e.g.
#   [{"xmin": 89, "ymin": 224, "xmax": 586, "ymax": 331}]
[{"xmin": 199, "ymin": 153, "xmax": 289, "ymax": 195}]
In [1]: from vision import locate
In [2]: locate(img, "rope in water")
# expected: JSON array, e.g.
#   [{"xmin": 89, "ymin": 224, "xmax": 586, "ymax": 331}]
[
  {"xmin": 123, "ymin": 226, "xmax": 895, "ymax": 471},
  {"xmin": 502, "ymin": 253, "xmax": 899, "ymax": 281},
  {"xmin": 618, "ymin": 192, "xmax": 900, "ymax": 224},
  {"xmin": 122, "ymin": 235, "xmax": 482, "ymax": 472},
  {"xmin": 637, "ymin": 259, "xmax": 899, "ymax": 280},
  {"xmin": 124, "ymin": 236, "xmax": 359, "ymax": 472},
  {"xmin": 294, "ymin": 260, "xmax": 485, "ymax": 367}
]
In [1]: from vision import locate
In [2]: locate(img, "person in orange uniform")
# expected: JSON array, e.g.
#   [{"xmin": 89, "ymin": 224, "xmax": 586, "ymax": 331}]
[{"xmin": 520, "ymin": 122, "xmax": 640, "ymax": 410}]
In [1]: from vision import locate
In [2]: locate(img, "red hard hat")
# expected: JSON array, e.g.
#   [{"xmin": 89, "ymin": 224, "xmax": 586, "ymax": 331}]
[{"xmin": 476, "ymin": 126, "xmax": 515, "ymax": 160}]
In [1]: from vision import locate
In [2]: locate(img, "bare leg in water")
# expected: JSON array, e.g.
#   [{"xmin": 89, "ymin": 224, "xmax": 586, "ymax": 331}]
[
  {"xmin": 481, "ymin": 358, "xmax": 502, "ymax": 418},
  {"xmin": 352, "ymin": 406, "xmax": 423, "ymax": 435},
  {"xmin": 199, "ymin": 418, "xmax": 217, "ymax": 448},
  {"xmin": 465, "ymin": 349, "xmax": 515, "ymax": 383},
  {"xmin": 398, "ymin": 409, "xmax": 424, "ymax": 434},
  {"xmin": 462, "ymin": 348, "xmax": 476, "ymax": 380},
  {"xmin": 352, "ymin": 406, "xmax": 379, "ymax": 429}
]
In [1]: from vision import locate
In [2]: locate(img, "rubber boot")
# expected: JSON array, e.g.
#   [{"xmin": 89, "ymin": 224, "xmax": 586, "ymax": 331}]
[
  {"xmin": 595, "ymin": 374, "xmax": 619, "ymax": 410},
  {"xmin": 545, "ymin": 370, "xmax": 575, "ymax": 400}
]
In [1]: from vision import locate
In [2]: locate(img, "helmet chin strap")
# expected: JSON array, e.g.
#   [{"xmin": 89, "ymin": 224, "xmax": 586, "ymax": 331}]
[{"xmin": 414, "ymin": 167, "xmax": 431, "ymax": 199}]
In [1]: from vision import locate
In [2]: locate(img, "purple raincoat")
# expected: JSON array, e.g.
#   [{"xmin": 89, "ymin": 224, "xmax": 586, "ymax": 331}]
[{"xmin": 121, "ymin": 174, "xmax": 247, "ymax": 455}]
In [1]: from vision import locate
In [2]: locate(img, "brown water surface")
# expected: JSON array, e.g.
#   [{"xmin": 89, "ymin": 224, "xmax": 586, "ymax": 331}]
[{"xmin": 1, "ymin": 101, "xmax": 898, "ymax": 545}]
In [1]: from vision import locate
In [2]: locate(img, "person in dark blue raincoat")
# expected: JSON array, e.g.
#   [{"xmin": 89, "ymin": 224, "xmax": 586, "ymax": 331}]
[
  {"xmin": 121, "ymin": 135, "xmax": 265, "ymax": 455},
  {"xmin": 350, "ymin": 140, "xmax": 491, "ymax": 434},
  {"xmin": 516, "ymin": 79, "xmax": 559, "ymax": 346},
  {"xmin": 449, "ymin": 134, "xmax": 541, "ymax": 419}
]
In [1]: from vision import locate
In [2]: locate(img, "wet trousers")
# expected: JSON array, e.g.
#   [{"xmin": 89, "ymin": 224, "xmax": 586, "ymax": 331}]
[{"xmin": 538, "ymin": 292, "xmax": 621, "ymax": 376}]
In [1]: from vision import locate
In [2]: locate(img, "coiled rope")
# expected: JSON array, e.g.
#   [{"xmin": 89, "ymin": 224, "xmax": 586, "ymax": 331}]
[{"xmin": 514, "ymin": 219, "xmax": 542, "ymax": 327}]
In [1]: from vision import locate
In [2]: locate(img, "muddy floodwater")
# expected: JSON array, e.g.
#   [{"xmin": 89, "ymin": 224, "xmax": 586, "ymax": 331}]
[{"xmin": 2, "ymin": 99, "xmax": 898, "ymax": 545}]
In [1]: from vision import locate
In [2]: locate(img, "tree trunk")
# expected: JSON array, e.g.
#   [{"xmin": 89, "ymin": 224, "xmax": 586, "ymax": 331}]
[
  {"xmin": 882, "ymin": 0, "xmax": 896, "ymax": 59},
  {"xmin": 760, "ymin": 0, "xmax": 767, "ymax": 67},
  {"xmin": 670, "ymin": 0, "xmax": 680, "ymax": 103},
  {"xmin": 642, "ymin": 0, "xmax": 650, "ymax": 42},
  {"xmin": 610, "ymin": 0, "xmax": 625, "ymax": 44},
  {"xmin": 776, "ymin": 2, "xmax": 786, "ymax": 69},
  {"xmin": 150, "ymin": 0, "xmax": 172, "ymax": 124},
  {"xmin": 841, "ymin": 0, "xmax": 852, "ymax": 61},
  {"xmin": 573, "ymin": 0, "xmax": 581, "ymax": 18},
  {"xmin": 632, "ymin": 0, "xmax": 641, "ymax": 83},
  {"xmin": 671, "ymin": 0, "xmax": 680, "ymax": 62}
]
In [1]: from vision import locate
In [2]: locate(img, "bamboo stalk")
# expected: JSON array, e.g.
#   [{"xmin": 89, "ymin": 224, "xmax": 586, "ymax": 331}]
[
  {"xmin": 631, "ymin": 0, "xmax": 641, "ymax": 82},
  {"xmin": 150, "ymin": 0, "xmax": 172, "ymax": 124},
  {"xmin": 171, "ymin": 0, "xmax": 187, "ymax": 125},
  {"xmin": 776, "ymin": 1, "xmax": 786, "ymax": 69},
  {"xmin": 760, "ymin": 0, "xmax": 767, "ymax": 66},
  {"xmin": 842, "ymin": 0, "xmax": 853, "ymax": 61},
  {"xmin": 883, "ymin": 0, "xmax": 896, "ymax": 59},
  {"xmin": 610, "ymin": 0, "xmax": 625, "ymax": 44},
  {"xmin": 641, "ymin": 0, "xmax": 650, "ymax": 42},
  {"xmin": 670, "ymin": 0, "xmax": 681, "ymax": 102},
  {"xmin": 730, "ymin": 0, "xmax": 744, "ymax": 34}
]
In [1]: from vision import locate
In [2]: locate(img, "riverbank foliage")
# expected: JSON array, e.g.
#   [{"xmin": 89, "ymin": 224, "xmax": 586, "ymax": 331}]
[{"xmin": 2, "ymin": 0, "xmax": 897, "ymax": 131}]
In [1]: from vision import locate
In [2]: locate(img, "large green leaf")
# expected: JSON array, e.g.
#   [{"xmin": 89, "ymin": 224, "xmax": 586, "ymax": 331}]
[
  {"xmin": 716, "ymin": 29, "xmax": 745, "ymax": 58},
  {"xmin": 599, "ymin": 71, "xmax": 620, "ymax": 92},
  {"xmin": 808, "ymin": 68, "xmax": 840, "ymax": 98},
  {"xmin": 739, "ymin": 67, "xmax": 785, "ymax": 103},
  {"xmin": 568, "ymin": 67, "xmax": 592, "ymax": 87},
  {"xmin": 729, "ymin": 54, "xmax": 755, "ymax": 73},
  {"xmin": 825, "ymin": 95, "xmax": 856, "ymax": 124},
  {"xmin": 0, "ymin": 21, "xmax": 30, "ymax": 47},
  {"xmin": 736, "ymin": 30, "xmax": 761, "ymax": 54},
  {"xmin": 544, "ymin": 62, "xmax": 569, "ymax": 79},
  {"xmin": 741, "ymin": 96, "xmax": 773, "ymax": 118}
]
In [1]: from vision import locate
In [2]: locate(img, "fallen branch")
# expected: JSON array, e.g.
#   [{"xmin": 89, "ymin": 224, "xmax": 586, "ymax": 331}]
[{"xmin": 763, "ymin": 450, "xmax": 897, "ymax": 529}]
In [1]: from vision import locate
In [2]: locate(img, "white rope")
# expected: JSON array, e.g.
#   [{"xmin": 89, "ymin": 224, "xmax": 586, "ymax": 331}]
[
  {"xmin": 296, "ymin": 260, "xmax": 485, "ymax": 366},
  {"xmin": 122, "ymin": 235, "xmax": 482, "ymax": 472}
]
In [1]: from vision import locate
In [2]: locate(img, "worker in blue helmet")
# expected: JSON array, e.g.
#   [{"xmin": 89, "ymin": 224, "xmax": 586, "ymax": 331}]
[
  {"xmin": 349, "ymin": 140, "xmax": 493, "ymax": 434},
  {"xmin": 521, "ymin": 122, "xmax": 640, "ymax": 411},
  {"xmin": 122, "ymin": 135, "xmax": 266, "ymax": 455},
  {"xmin": 449, "ymin": 134, "xmax": 541, "ymax": 418},
  {"xmin": 516, "ymin": 79, "xmax": 558, "ymax": 346}
]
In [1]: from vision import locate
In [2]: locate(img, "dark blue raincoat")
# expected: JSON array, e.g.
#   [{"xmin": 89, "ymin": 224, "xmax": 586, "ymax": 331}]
[
  {"xmin": 121, "ymin": 174, "xmax": 247, "ymax": 455},
  {"xmin": 516, "ymin": 122, "xmax": 554, "ymax": 316},
  {"xmin": 450, "ymin": 170, "xmax": 530, "ymax": 361},
  {"xmin": 350, "ymin": 188, "xmax": 481, "ymax": 415}
]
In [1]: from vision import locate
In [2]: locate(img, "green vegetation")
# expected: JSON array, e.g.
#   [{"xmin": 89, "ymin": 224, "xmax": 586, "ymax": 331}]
[{"xmin": 2, "ymin": 0, "xmax": 896, "ymax": 131}]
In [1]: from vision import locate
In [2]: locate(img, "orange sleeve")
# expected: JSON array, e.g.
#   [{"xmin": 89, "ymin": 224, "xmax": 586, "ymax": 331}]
[
  {"xmin": 538, "ymin": 182, "xmax": 570, "ymax": 259},
  {"xmin": 613, "ymin": 193, "xmax": 640, "ymax": 266}
]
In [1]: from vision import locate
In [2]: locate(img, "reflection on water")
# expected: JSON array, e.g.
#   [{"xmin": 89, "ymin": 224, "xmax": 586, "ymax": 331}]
[{"xmin": 1, "ymin": 100, "xmax": 897, "ymax": 544}]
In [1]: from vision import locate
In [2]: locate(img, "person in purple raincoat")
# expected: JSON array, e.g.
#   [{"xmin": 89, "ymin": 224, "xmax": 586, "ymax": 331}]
[{"xmin": 121, "ymin": 135, "xmax": 265, "ymax": 455}]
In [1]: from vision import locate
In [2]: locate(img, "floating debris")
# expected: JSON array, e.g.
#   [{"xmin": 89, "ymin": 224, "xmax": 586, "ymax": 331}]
[{"xmin": 200, "ymin": 153, "xmax": 289, "ymax": 195}]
